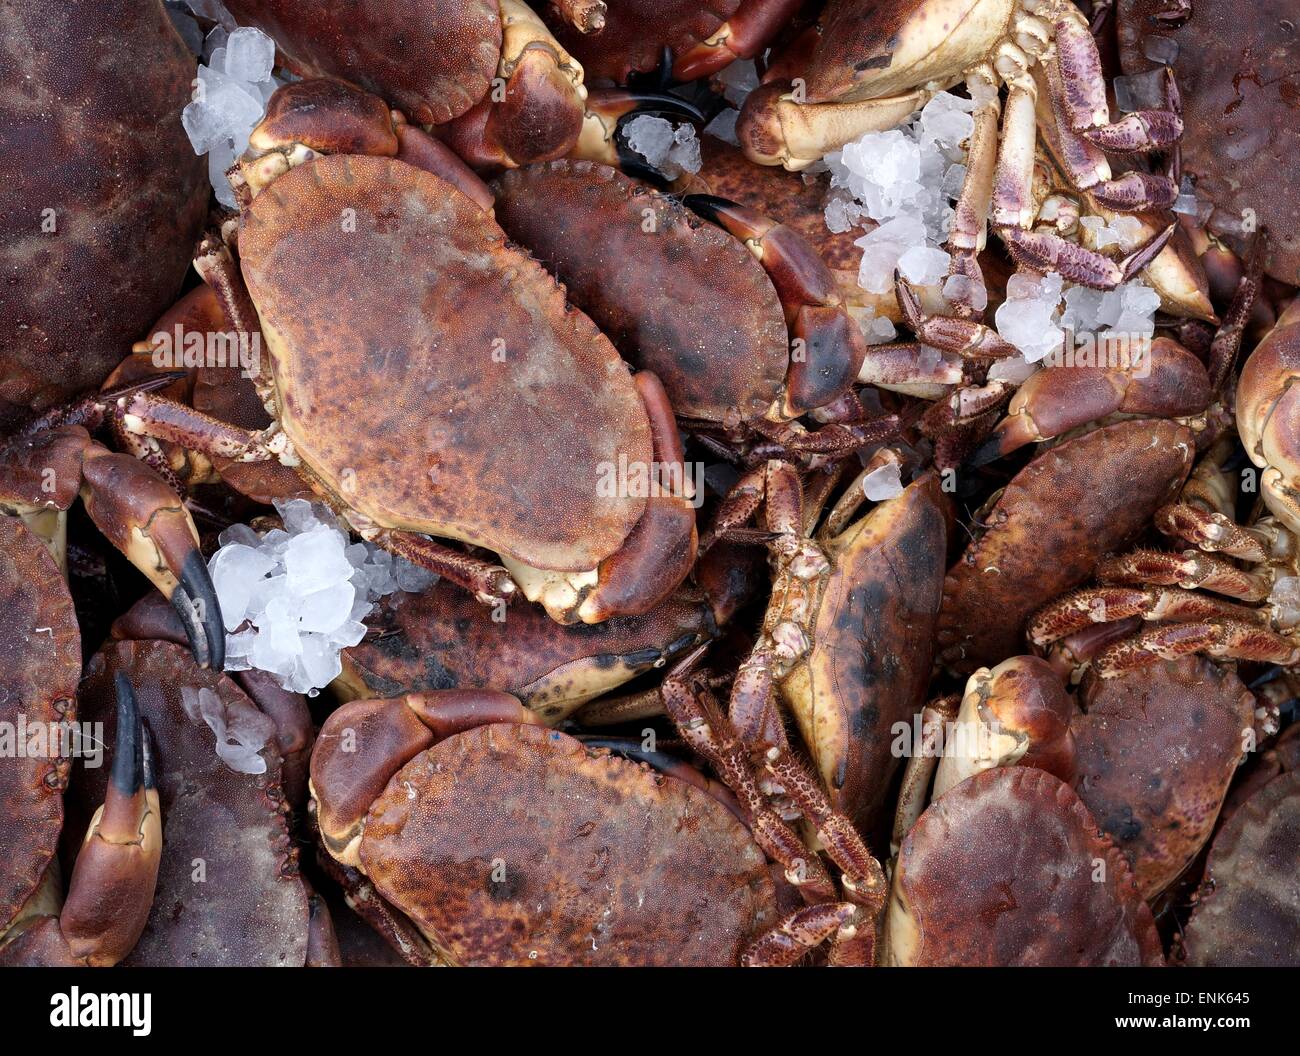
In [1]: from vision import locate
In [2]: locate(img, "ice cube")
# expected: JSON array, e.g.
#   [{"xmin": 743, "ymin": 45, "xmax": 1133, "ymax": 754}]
[
  {"xmin": 296, "ymin": 581, "xmax": 355, "ymax": 634},
  {"xmin": 623, "ymin": 115, "xmax": 675, "ymax": 170},
  {"xmin": 298, "ymin": 633, "xmax": 343, "ymax": 691},
  {"xmin": 717, "ymin": 59, "xmax": 760, "ymax": 106},
  {"xmin": 284, "ymin": 528, "xmax": 353, "ymax": 593},
  {"xmin": 188, "ymin": 0, "xmax": 237, "ymax": 31},
  {"xmin": 704, "ymin": 108, "xmax": 739, "ymax": 147},
  {"xmin": 394, "ymin": 558, "xmax": 437, "ymax": 594},
  {"xmin": 862, "ymin": 462, "xmax": 904, "ymax": 501},
  {"xmin": 1113, "ymin": 69, "xmax": 1167, "ymax": 113},
  {"xmin": 1141, "ymin": 35, "xmax": 1179, "ymax": 65},
  {"xmin": 182, "ymin": 100, "xmax": 226, "ymax": 155},
  {"xmin": 1109, "ymin": 215, "xmax": 1145, "ymax": 251},
  {"xmin": 168, "ymin": 7, "xmax": 205, "ymax": 55},
  {"xmin": 668, "ymin": 124, "xmax": 702, "ymax": 175},
  {"xmin": 857, "ymin": 242, "xmax": 905, "ymax": 294},
  {"xmin": 1080, "ymin": 214, "xmax": 1119, "ymax": 250},
  {"xmin": 897, "ymin": 245, "xmax": 951, "ymax": 286},
  {"xmin": 918, "ymin": 92, "xmax": 975, "ymax": 149},
  {"xmin": 943, "ymin": 273, "xmax": 988, "ymax": 313},
  {"xmin": 209, "ymin": 542, "xmax": 276, "ymax": 631},
  {"xmin": 224, "ymin": 26, "xmax": 276, "ymax": 84}
]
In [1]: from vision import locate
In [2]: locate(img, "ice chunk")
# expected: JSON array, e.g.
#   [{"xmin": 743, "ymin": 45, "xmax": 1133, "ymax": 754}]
[
  {"xmin": 187, "ymin": 0, "xmax": 238, "ymax": 30},
  {"xmin": 898, "ymin": 245, "xmax": 951, "ymax": 286},
  {"xmin": 717, "ymin": 60, "xmax": 760, "ymax": 107},
  {"xmin": 284, "ymin": 528, "xmax": 354, "ymax": 593},
  {"xmin": 862, "ymin": 462, "xmax": 904, "ymax": 501},
  {"xmin": 394, "ymin": 557, "xmax": 438, "ymax": 594},
  {"xmin": 918, "ymin": 92, "xmax": 975, "ymax": 149},
  {"xmin": 988, "ymin": 355, "xmax": 1038, "ymax": 385},
  {"xmin": 995, "ymin": 273, "xmax": 1064, "ymax": 362},
  {"xmin": 668, "ymin": 123, "xmax": 702, "ymax": 174},
  {"xmin": 224, "ymin": 26, "xmax": 276, "ymax": 83},
  {"xmin": 1109, "ymin": 215, "xmax": 1145, "ymax": 251},
  {"xmin": 181, "ymin": 686, "xmax": 268, "ymax": 775},
  {"xmin": 943, "ymin": 273, "xmax": 988, "ymax": 313},
  {"xmin": 1141, "ymin": 35, "xmax": 1179, "ymax": 65},
  {"xmin": 861, "ymin": 312, "xmax": 897, "ymax": 345},
  {"xmin": 168, "ymin": 7, "xmax": 205, "ymax": 55},
  {"xmin": 295, "ymin": 581, "xmax": 355, "ymax": 634},
  {"xmin": 704, "ymin": 108, "xmax": 739, "ymax": 147},
  {"xmin": 209, "ymin": 543, "xmax": 276, "ymax": 631},
  {"xmin": 622, "ymin": 115, "xmax": 700, "ymax": 177},
  {"xmin": 182, "ymin": 100, "xmax": 227, "ymax": 155},
  {"xmin": 1080, "ymin": 214, "xmax": 1120, "ymax": 250},
  {"xmin": 1114, "ymin": 69, "xmax": 1168, "ymax": 112}
]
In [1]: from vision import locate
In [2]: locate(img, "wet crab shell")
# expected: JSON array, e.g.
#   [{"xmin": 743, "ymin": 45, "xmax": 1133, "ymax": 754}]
[
  {"xmin": 802, "ymin": 0, "xmax": 1016, "ymax": 103},
  {"xmin": 238, "ymin": 153, "xmax": 651, "ymax": 572},
  {"xmin": 1072, "ymin": 658, "xmax": 1256, "ymax": 901},
  {"xmin": 355, "ymin": 722, "xmax": 775, "ymax": 965},
  {"xmin": 782, "ymin": 474, "xmax": 951, "ymax": 835},
  {"xmin": 938, "ymin": 419, "xmax": 1195, "ymax": 673},
  {"xmin": 1117, "ymin": 0, "xmax": 1300, "ymax": 284},
  {"xmin": 0, "ymin": 518, "xmax": 80, "ymax": 933},
  {"xmin": 491, "ymin": 159, "xmax": 788, "ymax": 422},
  {"xmin": 547, "ymin": 0, "xmax": 739, "ymax": 83},
  {"xmin": 70, "ymin": 640, "xmax": 312, "ymax": 967},
  {"xmin": 887, "ymin": 766, "xmax": 1164, "ymax": 966},
  {"xmin": 222, "ymin": 0, "xmax": 501, "ymax": 127},
  {"xmin": 1183, "ymin": 770, "xmax": 1300, "ymax": 966},
  {"xmin": 339, "ymin": 580, "xmax": 714, "ymax": 721},
  {"xmin": 0, "ymin": 0, "xmax": 207, "ymax": 431}
]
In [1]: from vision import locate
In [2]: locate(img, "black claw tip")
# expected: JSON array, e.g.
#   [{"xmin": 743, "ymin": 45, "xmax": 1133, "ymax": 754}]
[
  {"xmin": 681, "ymin": 193, "xmax": 735, "ymax": 224},
  {"xmin": 174, "ymin": 550, "xmax": 225, "ymax": 671},
  {"xmin": 111, "ymin": 673, "xmax": 143, "ymax": 794}
]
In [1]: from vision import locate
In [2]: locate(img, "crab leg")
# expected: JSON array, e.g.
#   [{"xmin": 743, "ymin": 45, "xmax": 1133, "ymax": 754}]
[
  {"xmin": 1052, "ymin": 15, "xmax": 1183, "ymax": 153},
  {"xmin": 684, "ymin": 193, "xmax": 868, "ymax": 415},
  {"xmin": 1028, "ymin": 585, "xmax": 1267, "ymax": 648},
  {"xmin": 372, "ymin": 529, "xmax": 518, "ymax": 607},
  {"xmin": 993, "ymin": 79, "xmax": 1176, "ymax": 287},
  {"xmin": 1096, "ymin": 549, "xmax": 1273, "ymax": 603},
  {"xmin": 741, "ymin": 902, "xmax": 857, "ymax": 967},
  {"xmin": 1095, "ymin": 620, "xmax": 1300, "ymax": 675},
  {"xmin": 944, "ymin": 92, "xmax": 1000, "ymax": 319},
  {"xmin": 895, "ymin": 278, "xmax": 1021, "ymax": 359},
  {"xmin": 671, "ymin": 0, "xmax": 807, "ymax": 81}
]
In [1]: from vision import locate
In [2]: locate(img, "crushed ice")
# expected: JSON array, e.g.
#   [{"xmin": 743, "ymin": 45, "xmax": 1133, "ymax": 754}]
[
  {"xmin": 209, "ymin": 499, "xmax": 436, "ymax": 695},
  {"xmin": 623, "ymin": 115, "xmax": 703, "ymax": 178},
  {"xmin": 180, "ymin": 685, "xmax": 268, "ymax": 775},
  {"xmin": 180, "ymin": 22, "xmax": 281, "ymax": 208},
  {"xmin": 861, "ymin": 462, "xmax": 904, "ymax": 501}
]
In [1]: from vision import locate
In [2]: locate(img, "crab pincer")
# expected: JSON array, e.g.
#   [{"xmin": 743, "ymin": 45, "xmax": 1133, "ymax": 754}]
[{"xmin": 0, "ymin": 675, "xmax": 162, "ymax": 967}]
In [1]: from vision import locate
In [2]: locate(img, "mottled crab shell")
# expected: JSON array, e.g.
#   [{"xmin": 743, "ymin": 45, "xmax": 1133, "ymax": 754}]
[
  {"xmin": 71, "ymin": 640, "xmax": 310, "ymax": 967},
  {"xmin": 938, "ymin": 419, "xmax": 1195, "ymax": 672},
  {"xmin": 781, "ymin": 475, "xmax": 951, "ymax": 835},
  {"xmin": 222, "ymin": 0, "xmax": 501, "ymax": 127},
  {"xmin": 547, "ymin": 0, "xmax": 739, "ymax": 82},
  {"xmin": 0, "ymin": 518, "xmax": 80, "ymax": 932},
  {"xmin": 340, "ymin": 580, "xmax": 713, "ymax": 721},
  {"xmin": 1117, "ymin": 0, "xmax": 1300, "ymax": 283},
  {"xmin": 0, "ymin": 0, "xmax": 206, "ymax": 431},
  {"xmin": 1183, "ymin": 771, "xmax": 1300, "ymax": 966},
  {"xmin": 803, "ymin": 0, "xmax": 1015, "ymax": 103},
  {"xmin": 1073, "ymin": 658, "xmax": 1256, "ymax": 900},
  {"xmin": 491, "ymin": 160, "xmax": 788, "ymax": 422},
  {"xmin": 887, "ymin": 767, "xmax": 1164, "ymax": 966},
  {"xmin": 238, "ymin": 154, "xmax": 650, "ymax": 572},
  {"xmin": 357, "ymin": 722, "xmax": 775, "ymax": 965}
]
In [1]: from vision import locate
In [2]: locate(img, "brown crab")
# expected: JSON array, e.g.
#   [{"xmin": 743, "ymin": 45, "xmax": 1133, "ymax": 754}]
[
  {"xmin": 65, "ymin": 634, "xmax": 338, "ymax": 966},
  {"xmin": 0, "ymin": 0, "xmax": 207, "ymax": 433},
  {"xmin": 491, "ymin": 159, "xmax": 880, "ymax": 450},
  {"xmin": 311, "ymin": 688, "xmax": 868, "ymax": 966},
  {"xmin": 885, "ymin": 766, "xmax": 1164, "ymax": 965},
  {"xmin": 917, "ymin": 652, "xmax": 1260, "ymax": 901},
  {"xmin": 1181, "ymin": 769, "xmax": 1300, "ymax": 966},
  {"xmin": 938, "ymin": 417, "xmax": 1195, "ymax": 673},
  {"xmin": 113, "ymin": 80, "xmax": 697, "ymax": 626},
  {"xmin": 0, "ymin": 518, "xmax": 160, "ymax": 967},
  {"xmin": 1117, "ymin": 0, "xmax": 1300, "ymax": 284}
]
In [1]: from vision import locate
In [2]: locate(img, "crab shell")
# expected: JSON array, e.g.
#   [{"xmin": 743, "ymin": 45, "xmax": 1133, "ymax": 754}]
[
  {"xmin": 886, "ymin": 766, "xmax": 1164, "ymax": 966},
  {"xmin": 491, "ymin": 159, "xmax": 789, "ymax": 422},
  {"xmin": 800, "ymin": 0, "xmax": 1016, "ymax": 104},
  {"xmin": 1236, "ymin": 301, "xmax": 1300, "ymax": 535},
  {"xmin": 222, "ymin": 0, "xmax": 501, "ymax": 127},
  {"xmin": 335, "ymin": 720, "xmax": 776, "ymax": 965},
  {"xmin": 0, "ymin": 517, "xmax": 80, "ymax": 934},
  {"xmin": 780, "ymin": 474, "xmax": 951, "ymax": 835},
  {"xmin": 237, "ymin": 153, "xmax": 651, "ymax": 573},
  {"xmin": 1117, "ymin": 0, "xmax": 1300, "ymax": 283},
  {"xmin": 547, "ymin": 0, "xmax": 740, "ymax": 82},
  {"xmin": 1073, "ymin": 657, "xmax": 1256, "ymax": 900},
  {"xmin": 70, "ymin": 640, "xmax": 316, "ymax": 966},
  {"xmin": 1183, "ymin": 770, "xmax": 1300, "ymax": 966},
  {"xmin": 339, "ymin": 580, "xmax": 714, "ymax": 721},
  {"xmin": 0, "ymin": 0, "xmax": 206, "ymax": 431},
  {"xmin": 939, "ymin": 419, "xmax": 1195, "ymax": 673}
]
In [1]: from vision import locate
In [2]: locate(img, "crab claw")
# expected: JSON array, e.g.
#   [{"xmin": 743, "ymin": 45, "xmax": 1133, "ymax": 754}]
[
  {"xmin": 670, "ymin": 0, "xmax": 806, "ymax": 82},
  {"xmin": 79, "ymin": 448, "xmax": 224, "ymax": 669},
  {"xmin": 58, "ymin": 674, "xmax": 161, "ymax": 964},
  {"xmin": 573, "ymin": 87, "xmax": 707, "ymax": 179},
  {"xmin": 683, "ymin": 193, "xmax": 867, "ymax": 415}
]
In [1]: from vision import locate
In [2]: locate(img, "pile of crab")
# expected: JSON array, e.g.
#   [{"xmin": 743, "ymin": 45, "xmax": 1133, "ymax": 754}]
[{"xmin": 1, "ymin": 0, "xmax": 1297, "ymax": 967}]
